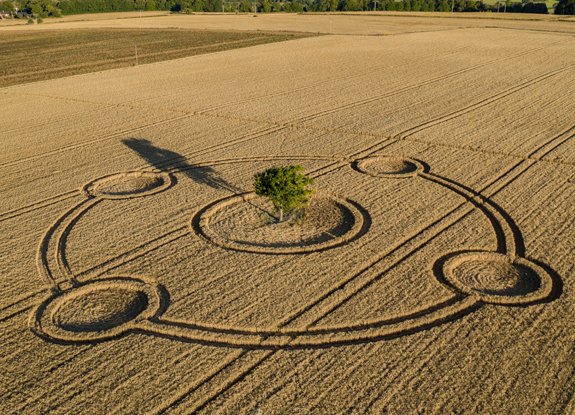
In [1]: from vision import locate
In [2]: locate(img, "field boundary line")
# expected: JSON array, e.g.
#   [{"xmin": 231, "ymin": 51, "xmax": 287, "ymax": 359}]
[{"xmin": 0, "ymin": 38, "xmax": 299, "ymax": 83}]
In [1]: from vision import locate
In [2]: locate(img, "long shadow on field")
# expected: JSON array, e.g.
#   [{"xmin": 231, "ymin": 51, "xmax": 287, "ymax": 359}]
[{"xmin": 122, "ymin": 138, "xmax": 243, "ymax": 193}]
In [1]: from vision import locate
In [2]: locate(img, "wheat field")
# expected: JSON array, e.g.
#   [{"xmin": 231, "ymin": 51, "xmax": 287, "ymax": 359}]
[{"xmin": 1, "ymin": 12, "xmax": 575, "ymax": 414}]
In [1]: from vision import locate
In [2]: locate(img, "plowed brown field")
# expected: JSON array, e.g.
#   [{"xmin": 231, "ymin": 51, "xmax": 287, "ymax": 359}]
[{"xmin": 1, "ymin": 13, "xmax": 575, "ymax": 415}]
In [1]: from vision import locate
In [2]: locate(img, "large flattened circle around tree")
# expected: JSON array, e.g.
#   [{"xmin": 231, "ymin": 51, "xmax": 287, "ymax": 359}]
[{"xmin": 196, "ymin": 192, "xmax": 365, "ymax": 254}]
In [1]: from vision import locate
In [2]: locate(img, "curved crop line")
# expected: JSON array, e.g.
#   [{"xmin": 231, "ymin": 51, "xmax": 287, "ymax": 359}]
[
  {"xmin": 137, "ymin": 296, "xmax": 480, "ymax": 350},
  {"xmin": 35, "ymin": 198, "xmax": 94, "ymax": 293},
  {"xmin": 420, "ymin": 172, "xmax": 517, "ymax": 257},
  {"xmin": 146, "ymin": 294, "xmax": 461, "ymax": 338},
  {"xmin": 55, "ymin": 198, "xmax": 102, "ymax": 287}
]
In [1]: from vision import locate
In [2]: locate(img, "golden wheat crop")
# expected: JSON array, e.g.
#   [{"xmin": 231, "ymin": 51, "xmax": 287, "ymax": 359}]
[{"xmin": 1, "ymin": 13, "xmax": 575, "ymax": 414}]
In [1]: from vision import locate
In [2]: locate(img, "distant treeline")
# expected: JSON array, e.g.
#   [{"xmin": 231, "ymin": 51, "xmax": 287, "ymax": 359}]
[
  {"xmin": 305, "ymin": 0, "xmax": 549, "ymax": 13},
  {"xmin": 7, "ymin": 0, "xmax": 573, "ymax": 17}
]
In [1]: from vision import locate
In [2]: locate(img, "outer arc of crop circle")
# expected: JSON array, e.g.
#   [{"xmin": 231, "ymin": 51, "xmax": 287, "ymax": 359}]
[
  {"xmin": 124, "ymin": 295, "xmax": 482, "ymax": 349},
  {"xmin": 81, "ymin": 171, "xmax": 174, "ymax": 200},
  {"xmin": 351, "ymin": 155, "xmax": 426, "ymax": 178},
  {"xmin": 31, "ymin": 155, "xmax": 555, "ymax": 347},
  {"xmin": 29, "ymin": 276, "xmax": 166, "ymax": 344}
]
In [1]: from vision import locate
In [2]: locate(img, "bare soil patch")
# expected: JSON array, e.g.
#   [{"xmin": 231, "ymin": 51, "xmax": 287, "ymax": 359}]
[{"xmin": 0, "ymin": 28, "xmax": 315, "ymax": 87}]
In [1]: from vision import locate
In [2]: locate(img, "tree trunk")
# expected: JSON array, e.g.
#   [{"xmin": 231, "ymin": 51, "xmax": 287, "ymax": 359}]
[{"xmin": 279, "ymin": 207, "xmax": 283, "ymax": 223}]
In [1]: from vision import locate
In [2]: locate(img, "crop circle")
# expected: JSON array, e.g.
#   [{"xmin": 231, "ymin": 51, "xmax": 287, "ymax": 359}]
[
  {"xmin": 355, "ymin": 156, "xmax": 423, "ymax": 178},
  {"xmin": 82, "ymin": 171, "xmax": 172, "ymax": 200},
  {"xmin": 34, "ymin": 278, "xmax": 163, "ymax": 342},
  {"xmin": 54, "ymin": 287, "xmax": 148, "ymax": 332},
  {"xmin": 196, "ymin": 192, "xmax": 365, "ymax": 254},
  {"xmin": 441, "ymin": 252, "xmax": 553, "ymax": 305}
]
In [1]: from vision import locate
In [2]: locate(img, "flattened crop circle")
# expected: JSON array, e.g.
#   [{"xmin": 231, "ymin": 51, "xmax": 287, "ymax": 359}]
[
  {"xmin": 441, "ymin": 252, "xmax": 553, "ymax": 305},
  {"xmin": 356, "ymin": 156, "xmax": 423, "ymax": 178},
  {"xmin": 54, "ymin": 287, "xmax": 147, "ymax": 332},
  {"xmin": 82, "ymin": 171, "xmax": 172, "ymax": 200},
  {"xmin": 35, "ymin": 278, "xmax": 163, "ymax": 342},
  {"xmin": 196, "ymin": 192, "xmax": 365, "ymax": 254}
]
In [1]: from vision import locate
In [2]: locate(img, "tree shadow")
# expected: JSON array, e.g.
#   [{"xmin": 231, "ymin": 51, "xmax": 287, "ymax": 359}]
[{"xmin": 122, "ymin": 138, "xmax": 243, "ymax": 194}]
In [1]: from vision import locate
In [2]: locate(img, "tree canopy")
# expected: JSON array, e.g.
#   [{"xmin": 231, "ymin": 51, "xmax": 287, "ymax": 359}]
[
  {"xmin": 254, "ymin": 165, "xmax": 315, "ymax": 222},
  {"xmin": 555, "ymin": 0, "xmax": 575, "ymax": 14}
]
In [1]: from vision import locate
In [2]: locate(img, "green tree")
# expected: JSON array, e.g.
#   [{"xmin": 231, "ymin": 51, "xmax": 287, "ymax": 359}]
[
  {"xmin": 0, "ymin": 1, "xmax": 16, "ymax": 13},
  {"xmin": 203, "ymin": 0, "xmax": 222, "ymax": 11},
  {"xmin": 316, "ymin": 0, "xmax": 338, "ymax": 10},
  {"xmin": 341, "ymin": 0, "xmax": 361, "ymax": 9},
  {"xmin": 438, "ymin": 0, "xmax": 450, "ymax": 10},
  {"xmin": 555, "ymin": 0, "xmax": 574, "ymax": 14},
  {"xmin": 259, "ymin": 0, "xmax": 272, "ymax": 11},
  {"xmin": 290, "ymin": 0, "xmax": 304, "ymax": 10},
  {"xmin": 254, "ymin": 165, "xmax": 315, "ymax": 223},
  {"xmin": 523, "ymin": 1, "xmax": 548, "ymax": 13},
  {"xmin": 31, "ymin": 2, "xmax": 44, "ymax": 13},
  {"xmin": 238, "ymin": 0, "xmax": 250, "ymax": 11}
]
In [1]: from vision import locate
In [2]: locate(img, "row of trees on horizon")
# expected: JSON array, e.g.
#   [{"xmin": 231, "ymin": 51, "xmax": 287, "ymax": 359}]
[{"xmin": 2, "ymin": 0, "xmax": 573, "ymax": 18}]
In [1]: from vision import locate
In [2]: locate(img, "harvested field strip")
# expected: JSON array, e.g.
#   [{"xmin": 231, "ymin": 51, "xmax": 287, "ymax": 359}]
[
  {"xmin": 289, "ymin": 39, "xmax": 568, "ymax": 125},
  {"xmin": 191, "ymin": 43, "xmax": 479, "ymax": 116},
  {"xmin": 0, "ymin": 29, "xmax": 315, "ymax": 88},
  {"xmin": 1, "ymin": 37, "xmax": 565, "ymax": 171},
  {"xmin": 0, "ymin": 38, "xmax": 295, "ymax": 81}
]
